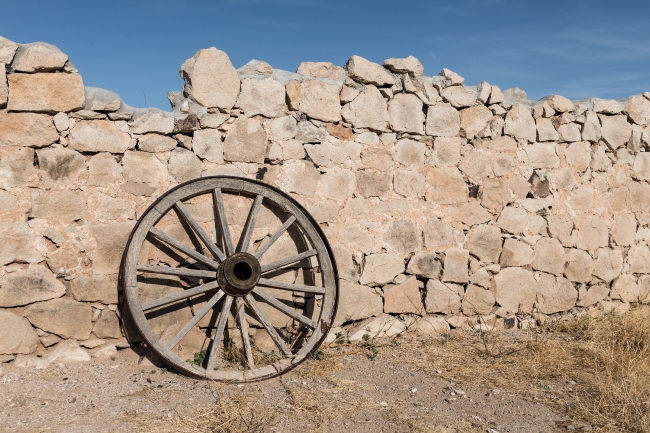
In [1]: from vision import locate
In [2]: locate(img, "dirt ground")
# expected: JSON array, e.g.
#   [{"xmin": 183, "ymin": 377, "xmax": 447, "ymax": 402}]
[{"xmin": 0, "ymin": 333, "xmax": 579, "ymax": 433}]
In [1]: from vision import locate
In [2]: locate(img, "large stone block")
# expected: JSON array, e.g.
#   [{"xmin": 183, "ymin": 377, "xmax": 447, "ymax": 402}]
[
  {"xmin": 30, "ymin": 189, "xmax": 86, "ymax": 222},
  {"xmin": 236, "ymin": 77, "xmax": 285, "ymax": 118},
  {"xmin": 629, "ymin": 182, "xmax": 650, "ymax": 213},
  {"xmin": 277, "ymin": 159, "xmax": 320, "ymax": 196},
  {"xmin": 611, "ymin": 274, "xmax": 640, "ymax": 303},
  {"xmin": 0, "ymin": 222, "xmax": 43, "ymax": 266},
  {"xmin": 359, "ymin": 253, "xmax": 404, "ymax": 285},
  {"xmin": 0, "ymin": 310, "xmax": 39, "ymax": 355},
  {"xmin": 442, "ymin": 247, "xmax": 469, "ymax": 283},
  {"xmin": 575, "ymin": 216, "xmax": 609, "ymax": 252},
  {"xmin": 425, "ymin": 280, "xmax": 463, "ymax": 314},
  {"xmin": 577, "ymin": 284, "xmax": 609, "ymax": 307},
  {"xmin": 447, "ymin": 201, "xmax": 492, "ymax": 226},
  {"xmin": 93, "ymin": 309, "xmax": 121, "ymax": 339},
  {"xmin": 223, "ymin": 116, "xmax": 267, "ymax": 163},
  {"xmin": 0, "ymin": 112, "xmax": 58, "ymax": 147},
  {"xmin": 95, "ymin": 193, "xmax": 135, "ymax": 221},
  {"xmin": 493, "ymin": 267, "xmax": 538, "ymax": 314},
  {"xmin": 169, "ymin": 147, "xmax": 201, "ymax": 182},
  {"xmin": 7, "ymin": 73, "xmax": 84, "ymax": 113},
  {"xmin": 441, "ymin": 86, "xmax": 476, "ymax": 109},
  {"xmin": 345, "ymin": 55, "xmax": 396, "ymax": 86},
  {"xmin": 69, "ymin": 274, "xmax": 118, "ymax": 304},
  {"xmin": 525, "ymin": 143, "xmax": 560, "ymax": 169},
  {"xmin": 394, "ymin": 138, "xmax": 425, "ymax": 167},
  {"xmin": 593, "ymin": 248, "xmax": 623, "ymax": 282},
  {"xmin": 0, "ymin": 65, "xmax": 7, "ymax": 107},
  {"xmin": 599, "ymin": 114, "xmax": 631, "ymax": 149},
  {"xmin": 536, "ymin": 118, "xmax": 559, "ymax": 141},
  {"xmin": 355, "ymin": 170, "xmax": 391, "ymax": 198},
  {"xmin": 462, "ymin": 284, "xmax": 495, "ymax": 316},
  {"xmin": 425, "ymin": 103, "xmax": 460, "ymax": 137},
  {"xmin": 12, "ymin": 43, "xmax": 67, "ymax": 72},
  {"xmin": 628, "ymin": 245, "xmax": 650, "ymax": 274},
  {"xmin": 138, "ymin": 133, "xmax": 178, "ymax": 153},
  {"xmin": 89, "ymin": 221, "xmax": 136, "ymax": 274},
  {"xmin": 531, "ymin": 237, "xmax": 565, "ymax": 276},
  {"xmin": 330, "ymin": 243, "xmax": 358, "ymax": 282},
  {"xmin": 0, "ymin": 147, "xmax": 39, "ymax": 188},
  {"xmin": 122, "ymin": 150, "xmax": 167, "ymax": 188},
  {"xmin": 388, "ymin": 93, "xmax": 424, "ymax": 134},
  {"xmin": 459, "ymin": 149, "xmax": 493, "ymax": 182},
  {"xmin": 0, "ymin": 265, "xmax": 65, "ymax": 307},
  {"xmin": 565, "ymin": 141, "xmax": 591, "ymax": 171},
  {"xmin": 384, "ymin": 277, "xmax": 424, "ymax": 315},
  {"xmin": 406, "ymin": 252, "xmax": 441, "ymax": 279},
  {"xmin": 500, "ymin": 238, "xmax": 534, "ymax": 267},
  {"xmin": 465, "ymin": 225, "xmax": 502, "ymax": 263},
  {"xmin": 0, "ymin": 36, "xmax": 18, "ymax": 64},
  {"xmin": 564, "ymin": 249, "xmax": 594, "ymax": 283},
  {"xmin": 424, "ymin": 219, "xmax": 465, "ymax": 251},
  {"xmin": 88, "ymin": 152, "xmax": 122, "ymax": 186},
  {"xmin": 180, "ymin": 47, "xmax": 240, "ymax": 109},
  {"xmin": 624, "ymin": 95, "xmax": 650, "ymax": 126},
  {"xmin": 304, "ymin": 140, "xmax": 360, "ymax": 168},
  {"xmin": 341, "ymin": 85, "xmax": 389, "ymax": 131},
  {"xmin": 383, "ymin": 220, "xmax": 422, "ymax": 252},
  {"xmin": 426, "ymin": 167, "xmax": 467, "ymax": 205},
  {"xmin": 334, "ymin": 280, "xmax": 383, "ymax": 325},
  {"xmin": 504, "ymin": 103, "xmax": 536, "ymax": 142},
  {"xmin": 496, "ymin": 207, "xmax": 528, "ymax": 235},
  {"xmin": 36, "ymin": 147, "xmax": 86, "ymax": 186},
  {"xmin": 339, "ymin": 226, "xmax": 374, "ymax": 253},
  {"xmin": 318, "ymin": 168, "xmax": 355, "ymax": 202},
  {"xmin": 297, "ymin": 62, "xmax": 346, "ymax": 80},
  {"xmin": 290, "ymin": 79, "xmax": 341, "ymax": 123},
  {"xmin": 431, "ymin": 137, "xmax": 461, "ymax": 166},
  {"xmin": 24, "ymin": 298, "xmax": 93, "ymax": 340},
  {"xmin": 460, "ymin": 105, "xmax": 492, "ymax": 139},
  {"xmin": 536, "ymin": 274, "xmax": 578, "ymax": 314},
  {"xmin": 393, "ymin": 169, "xmax": 425, "ymax": 197},
  {"xmin": 69, "ymin": 120, "xmax": 132, "ymax": 153}
]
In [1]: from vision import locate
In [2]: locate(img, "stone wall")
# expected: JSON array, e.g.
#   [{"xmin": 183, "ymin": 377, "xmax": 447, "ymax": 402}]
[{"xmin": 1, "ymin": 35, "xmax": 650, "ymax": 364}]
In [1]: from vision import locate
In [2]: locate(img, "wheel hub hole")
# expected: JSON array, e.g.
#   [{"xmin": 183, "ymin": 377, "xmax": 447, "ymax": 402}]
[{"xmin": 233, "ymin": 261, "xmax": 252, "ymax": 281}]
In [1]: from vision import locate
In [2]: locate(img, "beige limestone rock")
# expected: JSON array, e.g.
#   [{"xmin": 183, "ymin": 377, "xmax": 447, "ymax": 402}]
[
  {"xmin": 383, "ymin": 56, "xmax": 424, "ymax": 75},
  {"xmin": 599, "ymin": 114, "xmax": 631, "ymax": 149},
  {"xmin": 509, "ymin": 174, "xmax": 530, "ymax": 199},
  {"xmin": 406, "ymin": 252, "xmax": 441, "ymax": 279},
  {"xmin": 496, "ymin": 206, "xmax": 528, "ymax": 234},
  {"xmin": 493, "ymin": 267, "xmax": 538, "ymax": 314},
  {"xmin": 612, "ymin": 213, "xmax": 636, "ymax": 247},
  {"xmin": 121, "ymin": 151, "xmax": 167, "ymax": 189},
  {"xmin": 200, "ymin": 112, "xmax": 229, "ymax": 129},
  {"xmin": 460, "ymin": 105, "xmax": 492, "ymax": 139},
  {"xmin": 532, "ymin": 237, "xmax": 566, "ymax": 276},
  {"xmin": 594, "ymin": 99, "xmax": 624, "ymax": 114},
  {"xmin": 137, "ymin": 133, "xmax": 177, "ymax": 152},
  {"xmin": 557, "ymin": 123, "xmax": 582, "ymax": 142},
  {"xmin": 414, "ymin": 316, "xmax": 450, "ymax": 335},
  {"xmin": 624, "ymin": 95, "xmax": 650, "ymax": 126},
  {"xmin": 0, "ymin": 36, "xmax": 18, "ymax": 64},
  {"xmin": 277, "ymin": 160, "xmax": 320, "ymax": 196},
  {"xmin": 0, "ymin": 112, "xmax": 58, "ymax": 147},
  {"xmin": 388, "ymin": 93, "xmax": 424, "ymax": 134},
  {"xmin": 69, "ymin": 120, "xmax": 131, "ymax": 153},
  {"xmin": 93, "ymin": 344, "xmax": 118, "ymax": 359},
  {"xmin": 577, "ymin": 284, "xmax": 609, "ymax": 307},
  {"xmin": 269, "ymin": 116, "xmax": 297, "ymax": 140},
  {"xmin": 36, "ymin": 147, "xmax": 86, "ymax": 186},
  {"xmin": 347, "ymin": 314, "xmax": 407, "ymax": 341},
  {"xmin": 394, "ymin": 138, "xmax": 425, "ymax": 167},
  {"xmin": 0, "ymin": 310, "xmax": 39, "ymax": 355},
  {"xmin": 425, "ymin": 280, "xmax": 463, "ymax": 314},
  {"xmin": 0, "ymin": 265, "xmax": 65, "ymax": 307},
  {"xmin": 93, "ymin": 309, "xmax": 121, "ymax": 339},
  {"xmin": 236, "ymin": 77, "xmax": 285, "ymax": 118},
  {"xmin": 88, "ymin": 153, "xmax": 121, "ymax": 186},
  {"xmin": 341, "ymin": 85, "xmax": 389, "ymax": 131},
  {"xmin": 7, "ymin": 73, "xmax": 84, "ymax": 113},
  {"xmin": 432, "ymin": 137, "xmax": 461, "ymax": 166},
  {"xmin": 345, "ymin": 55, "xmax": 395, "ymax": 86},
  {"xmin": 383, "ymin": 220, "xmax": 422, "ymax": 252},
  {"xmin": 545, "ymin": 95, "xmax": 575, "ymax": 113},
  {"xmin": 12, "ymin": 43, "xmax": 68, "ymax": 72},
  {"xmin": 633, "ymin": 152, "xmax": 650, "ymax": 181},
  {"xmin": 0, "ymin": 65, "xmax": 7, "ymax": 107},
  {"xmin": 169, "ymin": 148, "xmax": 201, "ymax": 183},
  {"xmin": 462, "ymin": 284, "xmax": 495, "ymax": 315},
  {"xmin": 565, "ymin": 141, "xmax": 591, "ymax": 171},
  {"xmin": 331, "ymin": 242, "xmax": 358, "ymax": 283},
  {"xmin": 424, "ymin": 219, "xmax": 465, "ymax": 251},
  {"xmin": 447, "ymin": 201, "xmax": 492, "ymax": 226},
  {"xmin": 0, "ymin": 222, "xmax": 43, "ymax": 266},
  {"xmin": 130, "ymin": 111, "xmax": 175, "ymax": 135},
  {"xmin": 30, "ymin": 189, "xmax": 85, "ymax": 221},
  {"xmin": 360, "ymin": 253, "xmax": 404, "ymax": 285},
  {"xmin": 334, "ymin": 280, "xmax": 383, "ymax": 325},
  {"xmin": 426, "ymin": 103, "xmax": 460, "ymax": 137},
  {"xmin": 24, "ymin": 298, "xmax": 93, "ymax": 340},
  {"xmin": 292, "ymin": 79, "xmax": 341, "ymax": 123},
  {"xmin": 319, "ymin": 168, "xmax": 355, "ymax": 201},
  {"xmin": 575, "ymin": 216, "xmax": 609, "ymax": 252},
  {"xmin": 593, "ymin": 248, "xmax": 623, "ymax": 282},
  {"xmin": 304, "ymin": 140, "xmax": 360, "ymax": 168},
  {"xmin": 296, "ymin": 62, "xmax": 345, "ymax": 80},
  {"xmin": 465, "ymin": 225, "xmax": 502, "ymax": 263},
  {"xmin": 384, "ymin": 277, "xmax": 424, "ymax": 315},
  {"xmin": 459, "ymin": 149, "xmax": 493, "ymax": 182},
  {"xmin": 565, "ymin": 249, "xmax": 595, "ymax": 283},
  {"xmin": 536, "ymin": 274, "xmax": 578, "ymax": 314},
  {"xmin": 441, "ymin": 86, "xmax": 476, "ymax": 108},
  {"xmin": 339, "ymin": 226, "xmax": 375, "ymax": 253},
  {"xmin": 628, "ymin": 245, "xmax": 650, "ymax": 274},
  {"xmin": 525, "ymin": 142, "xmax": 560, "ymax": 169},
  {"xmin": 47, "ymin": 340, "xmax": 91, "ymax": 363},
  {"xmin": 69, "ymin": 274, "xmax": 118, "ymax": 304},
  {"xmin": 581, "ymin": 111, "xmax": 601, "ymax": 142},
  {"xmin": 611, "ymin": 274, "xmax": 640, "ymax": 302},
  {"xmin": 393, "ymin": 169, "xmax": 425, "ymax": 197},
  {"xmin": 480, "ymin": 178, "xmax": 510, "ymax": 212},
  {"xmin": 180, "ymin": 47, "xmax": 240, "ymax": 109},
  {"xmin": 504, "ymin": 103, "xmax": 536, "ymax": 142},
  {"xmin": 89, "ymin": 221, "xmax": 135, "ymax": 275},
  {"xmin": 442, "ymin": 247, "xmax": 469, "ymax": 283},
  {"xmin": 568, "ymin": 186, "xmax": 594, "ymax": 211},
  {"xmin": 536, "ymin": 117, "xmax": 559, "ymax": 141},
  {"xmin": 426, "ymin": 167, "xmax": 467, "ymax": 205},
  {"xmin": 547, "ymin": 215, "xmax": 574, "ymax": 247},
  {"xmin": 629, "ymin": 182, "xmax": 650, "ymax": 213},
  {"xmin": 192, "ymin": 129, "xmax": 223, "ymax": 163},
  {"xmin": 500, "ymin": 238, "xmax": 535, "ymax": 267},
  {"xmin": 223, "ymin": 116, "xmax": 267, "ymax": 163}
]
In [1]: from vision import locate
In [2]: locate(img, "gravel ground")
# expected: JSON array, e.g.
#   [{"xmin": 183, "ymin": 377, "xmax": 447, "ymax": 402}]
[{"xmin": 0, "ymin": 343, "xmax": 571, "ymax": 432}]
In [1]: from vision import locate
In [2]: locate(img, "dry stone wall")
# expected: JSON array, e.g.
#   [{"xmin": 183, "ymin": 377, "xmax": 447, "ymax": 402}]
[{"xmin": 1, "ymin": 35, "xmax": 650, "ymax": 363}]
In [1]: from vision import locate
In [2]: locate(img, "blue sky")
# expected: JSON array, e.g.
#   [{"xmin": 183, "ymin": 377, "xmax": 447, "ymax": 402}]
[{"xmin": 2, "ymin": 0, "xmax": 648, "ymax": 109}]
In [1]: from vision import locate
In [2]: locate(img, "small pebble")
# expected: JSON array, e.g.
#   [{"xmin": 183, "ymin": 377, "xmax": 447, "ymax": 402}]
[
  {"xmin": 379, "ymin": 401, "xmax": 387, "ymax": 406},
  {"xmin": 444, "ymin": 397, "xmax": 456, "ymax": 403},
  {"xmin": 411, "ymin": 387, "xmax": 417, "ymax": 394},
  {"xmin": 566, "ymin": 426, "xmax": 575, "ymax": 431},
  {"xmin": 68, "ymin": 397, "xmax": 76, "ymax": 403},
  {"xmin": 580, "ymin": 426, "xmax": 592, "ymax": 431},
  {"xmin": 454, "ymin": 389, "xmax": 465, "ymax": 395},
  {"xmin": 435, "ymin": 370, "xmax": 442, "ymax": 374}
]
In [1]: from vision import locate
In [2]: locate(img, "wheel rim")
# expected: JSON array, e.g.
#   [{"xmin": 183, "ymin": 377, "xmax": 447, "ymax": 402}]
[{"xmin": 120, "ymin": 176, "xmax": 339, "ymax": 382}]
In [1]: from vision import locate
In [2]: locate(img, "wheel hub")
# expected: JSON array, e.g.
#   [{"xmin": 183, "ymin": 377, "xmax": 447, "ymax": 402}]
[{"xmin": 216, "ymin": 252, "xmax": 261, "ymax": 297}]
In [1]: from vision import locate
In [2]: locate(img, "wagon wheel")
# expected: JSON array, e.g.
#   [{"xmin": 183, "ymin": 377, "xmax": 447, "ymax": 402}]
[{"xmin": 121, "ymin": 176, "xmax": 338, "ymax": 382}]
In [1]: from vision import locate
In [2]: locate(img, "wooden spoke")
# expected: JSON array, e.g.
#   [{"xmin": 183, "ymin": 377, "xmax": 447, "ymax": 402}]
[
  {"xmin": 244, "ymin": 294, "xmax": 292, "ymax": 357},
  {"xmin": 174, "ymin": 201, "xmax": 226, "ymax": 262},
  {"xmin": 260, "ymin": 249, "xmax": 318, "ymax": 273},
  {"xmin": 206, "ymin": 295, "xmax": 233, "ymax": 371},
  {"xmin": 141, "ymin": 281, "xmax": 220, "ymax": 312},
  {"xmin": 167, "ymin": 291, "xmax": 225, "ymax": 350},
  {"xmin": 254, "ymin": 216, "xmax": 296, "ymax": 259},
  {"xmin": 252, "ymin": 287, "xmax": 316, "ymax": 329},
  {"xmin": 257, "ymin": 278, "xmax": 325, "ymax": 295},
  {"xmin": 236, "ymin": 194, "xmax": 264, "ymax": 254},
  {"xmin": 137, "ymin": 264, "xmax": 215, "ymax": 279},
  {"xmin": 149, "ymin": 228, "xmax": 220, "ymax": 270},
  {"xmin": 212, "ymin": 188, "xmax": 234, "ymax": 256},
  {"xmin": 236, "ymin": 298, "xmax": 255, "ymax": 369}
]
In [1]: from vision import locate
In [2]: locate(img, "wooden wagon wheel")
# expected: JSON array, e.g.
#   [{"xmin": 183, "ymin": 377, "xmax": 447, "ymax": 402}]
[{"xmin": 120, "ymin": 176, "xmax": 339, "ymax": 381}]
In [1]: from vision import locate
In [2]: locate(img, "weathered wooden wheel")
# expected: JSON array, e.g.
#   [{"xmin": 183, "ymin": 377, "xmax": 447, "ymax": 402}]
[{"xmin": 121, "ymin": 176, "xmax": 338, "ymax": 382}]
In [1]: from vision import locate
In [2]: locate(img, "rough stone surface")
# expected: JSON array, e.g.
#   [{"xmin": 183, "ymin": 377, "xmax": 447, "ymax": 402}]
[
  {"xmin": 426, "ymin": 167, "xmax": 467, "ymax": 205},
  {"xmin": 425, "ymin": 280, "xmax": 463, "ymax": 314},
  {"xmin": 169, "ymin": 147, "xmax": 201, "ymax": 182},
  {"xmin": 500, "ymin": 238, "xmax": 534, "ymax": 267},
  {"xmin": 426, "ymin": 103, "xmax": 460, "ymax": 137},
  {"xmin": 236, "ymin": 77, "xmax": 285, "ymax": 118},
  {"xmin": 0, "ymin": 310, "xmax": 39, "ymax": 355},
  {"xmin": 180, "ymin": 47, "xmax": 240, "ymax": 109},
  {"xmin": 0, "ymin": 112, "xmax": 58, "ymax": 147},
  {"xmin": 223, "ymin": 116, "xmax": 267, "ymax": 163},
  {"xmin": 442, "ymin": 247, "xmax": 469, "ymax": 283},
  {"xmin": 406, "ymin": 252, "xmax": 442, "ymax": 279},
  {"xmin": 532, "ymin": 238, "xmax": 565, "ymax": 276},
  {"xmin": 359, "ymin": 253, "xmax": 405, "ymax": 285},
  {"xmin": 335, "ymin": 281, "xmax": 383, "ymax": 325},
  {"xmin": 138, "ymin": 133, "xmax": 178, "ymax": 152},
  {"xmin": 460, "ymin": 105, "xmax": 492, "ymax": 138},
  {"xmin": 599, "ymin": 114, "xmax": 631, "ymax": 149},
  {"xmin": 462, "ymin": 284, "xmax": 495, "ymax": 316},
  {"xmin": 504, "ymin": 103, "xmax": 536, "ymax": 142},
  {"xmin": 7, "ymin": 73, "xmax": 85, "ymax": 113},
  {"xmin": 0, "ymin": 36, "xmax": 18, "ymax": 64},
  {"xmin": 0, "ymin": 222, "xmax": 43, "ymax": 266},
  {"xmin": 625, "ymin": 95, "xmax": 650, "ymax": 126},
  {"xmin": 341, "ymin": 85, "xmax": 389, "ymax": 131},
  {"xmin": 24, "ymin": 298, "xmax": 93, "ymax": 340},
  {"xmin": 388, "ymin": 93, "xmax": 424, "ymax": 134},
  {"xmin": 36, "ymin": 147, "xmax": 86, "ymax": 186},
  {"xmin": 292, "ymin": 79, "xmax": 341, "ymax": 123},
  {"xmin": 465, "ymin": 225, "xmax": 502, "ymax": 263},
  {"xmin": 0, "ymin": 265, "xmax": 66, "ymax": 307},
  {"xmin": 493, "ymin": 267, "xmax": 538, "ymax": 314},
  {"xmin": 565, "ymin": 249, "xmax": 595, "ymax": 283},
  {"xmin": 69, "ymin": 120, "xmax": 131, "ymax": 153},
  {"xmin": 346, "ymin": 55, "xmax": 396, "ymax": 86},
  {"xmin": 384, "ymin": 277, "xmax": 425, "ymax": 315},
  {"xmin": 536, "ymin": 274, "xmax": 578, "ymax": 314},
  {"xmin": 12, "ymin": 43, "xmax": 68, "ymax": 72}
]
